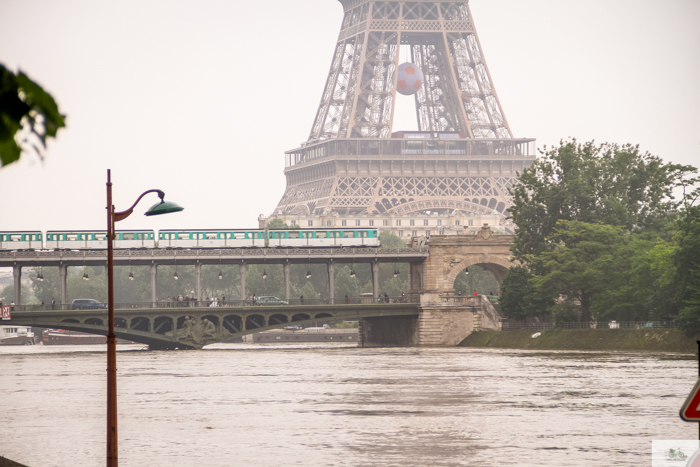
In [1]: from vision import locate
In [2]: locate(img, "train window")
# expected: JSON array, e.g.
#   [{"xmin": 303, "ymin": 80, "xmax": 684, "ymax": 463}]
[
  {"xmin": 360, "ymin": 231, "xmax": 368, "ymax": 238},
  {"xmin": 10, "ymin": 234, "xmax": 21, "ymax": 241},
  {"xmin": 288, "ymin": 232, "xmax": 299, "ymax": 239},
  {"xmin": 206, "ymin": 233, "xmax": 217, "ymax": 239},
  {"xmin": 234, "ymin": 232, "xmax": 245, "ymax": 239},
  {"xmin": 95, "ymin": 234, "xmax": 107, "ymax": 241},
  {"xmin": 67, "ymin": 234, "xmax": 78, "ymax": 241},
  {"xmin": 316, "ymin": 232, "xmax": 327, "ymax": 238},
  {"xmin": 343, "ymin": 231, "xmax": 354, "ymax": 238},
  {"xmin": 122, "ymin": 233, "xmax": 135, "ymax": 241}
]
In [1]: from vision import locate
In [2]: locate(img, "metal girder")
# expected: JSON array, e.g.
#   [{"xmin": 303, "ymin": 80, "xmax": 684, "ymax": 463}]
[{"xmin": 306, "ymin": 1, "xmax": 512, "ymax": 141}]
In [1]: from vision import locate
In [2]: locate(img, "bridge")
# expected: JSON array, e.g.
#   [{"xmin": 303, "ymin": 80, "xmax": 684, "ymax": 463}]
[
  {"xmin": 4, "ymin": 295, "xmax": 501, "ymax": 349},
  {"xmin": 1, "ymin": 226, "xmax": 512, "ymax": 348},
  {"xmin": 0, "ymin": 246, "xmax": 428, "ymax": 306}
]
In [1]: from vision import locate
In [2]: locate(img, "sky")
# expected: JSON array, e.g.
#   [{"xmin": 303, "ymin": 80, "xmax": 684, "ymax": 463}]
[{"xmin": 0, "ymin": 0, "xmax": 698, "ymax": 234}]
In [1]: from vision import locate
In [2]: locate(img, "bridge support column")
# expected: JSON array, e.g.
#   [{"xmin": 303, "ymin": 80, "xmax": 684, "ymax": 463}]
[
  {"xmin": 371, "ymin": 261, "xmax": 379, "ymax": 299},
  {"xmin": 13, "ymin": 265, "xmax": 21, "ymax": 306},
  {"xmin": 195, "ymin": 262, "xmax": 202, "ymax": 301},
  {"xmin": 150, "ymin": 263, "xmax": 157, "ymax": 304},
  {"xmin": 327, "ymin": 262, "xmax": 334, "ymax": 304},
  {"xmin": 59, "ymin": 264, "xmax": 67, "ymax": 305},
  {"xmin": 283, "ymin": 262, "xmax": 290, "ymax": 301},
  {"xmin": 239, "ymin": 263, "xmax": 247, "ymax": 300}
]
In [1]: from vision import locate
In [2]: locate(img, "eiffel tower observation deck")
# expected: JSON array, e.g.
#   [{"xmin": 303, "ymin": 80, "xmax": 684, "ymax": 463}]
[{"xmin": 263, "ymin": 0, "xmax": 536, "ymax": 237}]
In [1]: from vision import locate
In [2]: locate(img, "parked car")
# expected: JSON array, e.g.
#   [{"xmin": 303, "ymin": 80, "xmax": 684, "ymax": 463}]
[
  {"xmin": 284, "ymin": 325, "xmax": 302, "ymax": 331},
  {"xmin": 71, "ymin": 299, "xmax": 105, "ymax": 310},
  {"xmin": 256, "ymin": 296, "xmax": 287, "ymax": 305}
]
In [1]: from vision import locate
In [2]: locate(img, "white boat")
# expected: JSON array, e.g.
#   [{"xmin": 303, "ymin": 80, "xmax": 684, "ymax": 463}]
[{"xmin": 0, "ymin": 325, "xmax": 37, "ymax": 345}]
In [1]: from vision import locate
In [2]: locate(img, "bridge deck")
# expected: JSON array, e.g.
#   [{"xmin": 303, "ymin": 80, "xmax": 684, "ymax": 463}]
[
  {"xmin": 5, "ymin": 303, "xmax": 421, "ymax": 350},
  {"xmin": 0, "ymin": 247, "xmax": 428, "ymax": 267}
]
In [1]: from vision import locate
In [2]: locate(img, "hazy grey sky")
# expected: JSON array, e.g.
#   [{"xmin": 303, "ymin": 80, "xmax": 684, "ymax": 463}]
[{"xmin": 0, "ymin": 0, "xmax": 698, "ymax": 233}]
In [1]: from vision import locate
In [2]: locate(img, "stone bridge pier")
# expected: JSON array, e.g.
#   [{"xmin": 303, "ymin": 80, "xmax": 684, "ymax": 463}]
[{"xmin": 359, "ymin": 225, "xmax": 511, "ymax": 347}]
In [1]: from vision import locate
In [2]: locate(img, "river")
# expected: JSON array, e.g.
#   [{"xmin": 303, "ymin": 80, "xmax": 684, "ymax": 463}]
[{"xmin": 0, "ymin": 343, "xmax": 696, "ymax": 466}]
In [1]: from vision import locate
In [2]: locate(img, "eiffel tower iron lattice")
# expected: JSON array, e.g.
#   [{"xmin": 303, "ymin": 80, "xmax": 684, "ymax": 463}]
[{"xmin": 271, "ymin": 0, "xmax": 536, "ymax": 233}]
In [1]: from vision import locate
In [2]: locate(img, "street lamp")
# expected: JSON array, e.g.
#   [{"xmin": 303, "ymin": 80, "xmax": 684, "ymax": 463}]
[{"xmin": 106, "ymin": 169, "xmax": 183, "ymax": 467}]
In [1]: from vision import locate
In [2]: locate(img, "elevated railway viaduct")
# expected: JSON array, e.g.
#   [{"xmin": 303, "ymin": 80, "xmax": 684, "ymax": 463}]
[{"xmin": 2, "ymin": 226, "xmax": 511, "ymax": 347}]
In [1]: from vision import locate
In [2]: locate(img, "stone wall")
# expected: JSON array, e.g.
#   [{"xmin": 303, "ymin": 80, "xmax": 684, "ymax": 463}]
[
  {"xmin": 358, "ymin": 306, "xmax": 480, "ymax": 347},
  {"xmin": 358, "ymin": 315, "xmax": 418, "ymax": 347},
  {"xmin": 416, "ymin": 306, "xmax": 478, "ymax": 346},
  {"xmin": 409, "ymin": 228, "xmax": 514, "ymax": 295}
]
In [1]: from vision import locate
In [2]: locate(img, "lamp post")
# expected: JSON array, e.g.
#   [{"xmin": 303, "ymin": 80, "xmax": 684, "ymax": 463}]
[{"xmin": 106, "ymin": 169, "xmax": 183, "ymax": 466}]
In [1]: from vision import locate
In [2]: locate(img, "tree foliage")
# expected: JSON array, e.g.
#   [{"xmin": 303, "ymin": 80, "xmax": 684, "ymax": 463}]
[
  {"xmin": 673, "ymin": 206, "xmax": 700, "ymax": 331},
  {"xmin": 265, "ymin": 218, "xmax": 289, "ymax": 230},
  {"xmin": 499, "ymin": 266, "xmax": 553, "ymax": 321},
  {"xmin": 509, "ymin": 139, "xmax": 694, "ymax": 261},
  {"xmin": 0, "ymin": 64, "xmax": 66, "ymax": 166},
  {"xmin": 529, "ymin": 221, "xmax": 621, "ymax": 322}
]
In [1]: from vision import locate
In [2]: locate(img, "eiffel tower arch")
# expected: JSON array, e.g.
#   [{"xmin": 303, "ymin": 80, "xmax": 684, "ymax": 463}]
[{"xmin": 265, "ymin": 0, "xmax": 535, "ymax": 236}]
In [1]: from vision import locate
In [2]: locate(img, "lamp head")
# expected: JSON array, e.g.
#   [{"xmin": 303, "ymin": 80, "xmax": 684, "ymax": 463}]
[{"xmin": 144, "ymin": 196, "xmax": 184, "ymax": 217}]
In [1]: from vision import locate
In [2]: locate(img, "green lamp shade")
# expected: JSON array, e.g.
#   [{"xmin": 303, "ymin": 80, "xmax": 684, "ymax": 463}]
[{"xmin": 145, "ymin": 200, "xmax": 184, "ymax": 216}]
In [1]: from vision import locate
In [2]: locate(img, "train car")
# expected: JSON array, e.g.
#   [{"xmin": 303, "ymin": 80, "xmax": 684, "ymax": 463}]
[
  {"xmin": 267, "ymin": 229, "xmax": 379, "ymax": 247},
  {"xmin": 45, "ymin": 230, "xmax": 156, "ymax": 249},
  {"xmin": 158, "ymin": 230, "xmax": 264, "ymax": 248},
  {"xmin": 158, "ymin": 228, "xmax": 379, "ymax": 248},
  {"xmin": 0, "ymin": 231, "xmax": 43, "ymax": 250}
]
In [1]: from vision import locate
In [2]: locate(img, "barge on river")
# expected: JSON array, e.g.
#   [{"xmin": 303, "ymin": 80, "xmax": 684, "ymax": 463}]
[{"xmin": 0, "ymin": 325, "xmax": 37, "ymax": 345}]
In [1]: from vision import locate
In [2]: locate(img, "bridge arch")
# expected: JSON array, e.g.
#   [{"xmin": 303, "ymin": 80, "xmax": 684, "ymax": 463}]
[
  {"xmin": 153, "ymin": 316, "xmax": 174, "ymax": 335},
  {"xmin": 291, "ymin": 313, "xmax": 310, "ymax": 322},
  {"xmin": 447, "ymin": 255, "xmax": 510, "ymax": 294},
  {"xmin": 268, "ymin": 313, "xmax": 288, "ymax": 325},
  {"xmin": 223, "ymin": 315, "xmax": 242, "ymax": 333},
  {"xmin": 245, "ymin": 314, "xmax": 265, "ymax": 330},
  {"xmin": 415, "ymin": 227, "xmax": 514, "ymax": 294}
]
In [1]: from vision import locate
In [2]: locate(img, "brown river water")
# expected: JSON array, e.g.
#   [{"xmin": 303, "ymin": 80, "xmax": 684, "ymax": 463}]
[{"xmin": 0, "ymin": 343, "xmax": 697, "ymax": 466}]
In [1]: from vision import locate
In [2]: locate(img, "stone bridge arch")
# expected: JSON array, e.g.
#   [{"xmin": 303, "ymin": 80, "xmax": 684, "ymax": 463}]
[
  {"xmin": 445, "ymin": 255, "xmax": 511, "ymax": 292},
  {"xmin": 411, "ymin": 224, "xmax": 514, "ymax": 297}
]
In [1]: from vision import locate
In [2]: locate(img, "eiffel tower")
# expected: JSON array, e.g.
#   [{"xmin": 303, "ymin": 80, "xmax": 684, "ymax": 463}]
[{"xmin": 267, "ymin": 0, "xmax": 535, "ymax": 235}]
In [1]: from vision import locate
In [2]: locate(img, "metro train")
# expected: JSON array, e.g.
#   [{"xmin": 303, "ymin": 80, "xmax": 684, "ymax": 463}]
[{"xmin": 0, "ymin": 228, "xmax": 380, "ymax": 251}]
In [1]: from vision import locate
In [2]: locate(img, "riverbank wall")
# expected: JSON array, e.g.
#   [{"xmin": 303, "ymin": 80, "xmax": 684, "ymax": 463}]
[{"xmin": 459, "ymin": 328, "xmax": 698, "ymax": 353}]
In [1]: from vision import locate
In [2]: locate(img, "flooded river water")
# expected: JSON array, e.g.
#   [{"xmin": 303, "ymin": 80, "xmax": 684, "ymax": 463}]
[{"xmin": 0, "ymin": 343, "xmax": 697, "ymax": 466}]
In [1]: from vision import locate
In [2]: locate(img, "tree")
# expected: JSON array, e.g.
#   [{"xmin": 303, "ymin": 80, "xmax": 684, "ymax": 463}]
[
  {"xmin": 1, "ymin": 64, "xmax": 66, "ymax": 166},
  {"xmin": 1, "ymin": 284, "xmax": 33, "ymax": 305},
  {"xmin": 498, "ymin": 266, "xmax": 553, "ymax": 321},
  {"xmin": 508, "ymin": 139, "xmax": 694, "ymax": 261},
  {"xmin": 265, "ymin": 218, "xmax": 289, "ymax": 230},
  {"xmin": 673, "ymin": 205, "xmax": 700, "ymax": 331},
  {"xmin": 529, "ymin": 221, "xmax": 622, "ymax": 322}
]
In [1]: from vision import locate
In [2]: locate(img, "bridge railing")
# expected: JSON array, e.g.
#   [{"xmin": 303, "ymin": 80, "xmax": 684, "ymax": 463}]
[
  {"xmin": 6, "ymin": 296, "xmax": 419, "ymax": 312},
  {"xmin": 502, "ymin": 320, "xmax": 677, "ymax": 330},
  {"xmin": 432, "ymin": 295, "xmax": 498, "ymax": 306}
]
